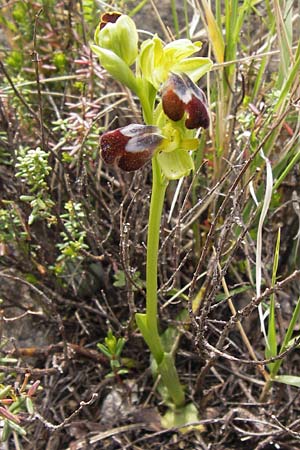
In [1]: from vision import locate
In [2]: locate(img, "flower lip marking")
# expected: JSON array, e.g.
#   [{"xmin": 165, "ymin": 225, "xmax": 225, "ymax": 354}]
[
  {"xmin": 162, "ymin": 73, "xmax": 210, "ymax": 129},
  {"xmin": 100, "ymin": 124, "xmax": 163, "ymax": 172},
  {"xmin": 99, "ymin": 11, "xmax": 122, "ymax": 30}
]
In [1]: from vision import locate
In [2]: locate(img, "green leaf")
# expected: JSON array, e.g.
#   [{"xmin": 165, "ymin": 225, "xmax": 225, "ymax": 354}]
[
  {"xmin": 0, "ymin": 386, "xmax": 12, "ymax": 399},
  {"xmin": 266, "ymin": 228, "xmax": 281, "ymax": 371},
  {"xmin": 26, "ymin": 397, "xmax": 34, "ymax": 414},
  {"xmin": 115, "ymin": 338, "xmax": 126, "ymax": 357},
  {"xmin": 117, "ymin": 368, "xmax": 129, "ymax": 375},
  {"xmin": 8, "ymin": 420, "xmax": 26, "ymax": 436},
  {"xmin": 157, "ymin": 352, "xmax": 185, "ymax": 406},
  {"xmin": 215, "ymin": 285, "xmax": 251, "ymax": 302},
  {"xmin": 19, "ymin": 195, "xmax": 34, "ymax": 202},
  {"xmin": 270, "ymin": 296, "xmax": 300, "ymax": 377},
  {"xmin": 97, "ymin": 343, "xmax": 111, "ymax": 359},
  {"xmin": 274, "ymin": 375, "xmax": 300, "ymax": 388},
  {"xmin": 105, "ymin": 331, "xmax": 117, "ymax": 353},
  {"xmin": 6, "ymin": 420, "xmax": 26, "ymax": 436},
  {"xmin": 135, "ymin": 312, "xmax": 164, "ymax": 363},
  {"xmin": 113, "ymin": 270, "xmax": 126, "ymax": 288},
  {"xmin": 200, "ymin": 0, "xmax": 225, "ymax": 63},
  {"xmin": 161, "ymin": 402, "xmax": 204, "ymax": 432},
  {"xmin": 1, "ymin": 420, "xmax": 11, "ymax": 441}
]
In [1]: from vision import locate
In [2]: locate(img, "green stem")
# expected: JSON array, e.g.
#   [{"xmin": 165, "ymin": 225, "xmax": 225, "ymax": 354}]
[
  {"xmin": 146, "ymin": 158, "xmax": 166, "ymax": 343},
  {"xmin": 135, "ymin": 156, "xmax": 185, "ymax": 406}
]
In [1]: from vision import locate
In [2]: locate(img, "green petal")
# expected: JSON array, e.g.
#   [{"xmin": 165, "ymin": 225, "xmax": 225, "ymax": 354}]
[
  {"xmin": 157, "ymin": 149, "xmax": 194, "ymax": 180},
  {"xmin": 138, "ymin": 36, "xmax": 164, "ymax": 88}
]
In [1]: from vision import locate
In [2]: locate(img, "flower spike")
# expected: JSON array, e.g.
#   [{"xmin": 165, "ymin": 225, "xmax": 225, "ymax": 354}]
[
  {"xmin": 100, "ymin": 124, "xmax": 163, "ymax": 172},
  {"xmin": 162, "ymin": 73, "xmax": 210, "ymax": 129}
]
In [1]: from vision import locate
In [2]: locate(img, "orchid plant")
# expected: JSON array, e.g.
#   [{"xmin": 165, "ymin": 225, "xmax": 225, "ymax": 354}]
[{"xmin": 92, "ymin": 12, "xmax": 212, "ymax": 426}]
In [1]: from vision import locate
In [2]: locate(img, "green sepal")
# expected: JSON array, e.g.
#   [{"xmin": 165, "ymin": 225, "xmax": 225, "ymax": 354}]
[
  {"xmin": 91, "ymin": 45, "xmax": 138, "ymax": 94},
  {"xmin": 138, "ymin": 36, "xmax": 209, "ymax": 89},
  {"xmin": 173, "ymin": 57, "xmax": 213, "ymax": 82},
  {"xmin": 157, "ymin": 149, "xmax": 194, "ymax": 180}
]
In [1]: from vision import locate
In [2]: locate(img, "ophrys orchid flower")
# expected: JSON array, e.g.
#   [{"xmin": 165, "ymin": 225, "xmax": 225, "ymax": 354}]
[{"xmin": 92, "ymin": 12, "xmax": 212, "ymax": 426}]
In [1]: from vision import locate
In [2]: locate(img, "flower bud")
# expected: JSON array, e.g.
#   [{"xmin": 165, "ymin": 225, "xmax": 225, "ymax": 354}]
[
  {"xmin": 162, "ymin": 73, "xmax": 210, "ymax": 129},
  {"xmin": 100, "ymin": 124, "xmax": 163, "ymax": 172},
  {"xmin": 94, "ymin": 13, "xmax": 138, "ymax": 66}
]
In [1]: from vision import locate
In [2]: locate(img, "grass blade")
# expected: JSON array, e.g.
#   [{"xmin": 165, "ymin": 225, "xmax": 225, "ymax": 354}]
[
  {"xmin": 256, "ymin": 150, "xmax": 273, "ymax": 340},
  {"xmin": 266, "ymin": 228, "xmax": 281, "ymax": 371},
  {"xmin": 200, "ymin": 0, "xmax": 225, "ymax": 63}
]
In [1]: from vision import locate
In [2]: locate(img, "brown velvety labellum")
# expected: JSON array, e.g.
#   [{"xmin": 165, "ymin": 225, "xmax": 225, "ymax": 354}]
[
  {"xmin": 162, "ymin": 73, "xmax": 210, "ymax": 129},
  {"xmin": 100, "ymin": 130, "xmax": 129, "ymax": 165},
  {"xmin": 100, "ymin": 125, "xmax": 161, "ymax": 172},
  {"xmin": 185, "ymin": 96, "xmax": 210, "ymax": 129},
  {"xmin": 118, "ymin": 150, "xmax": 152, "ymax": 172},
  {"xmin": 162, "ymin": 89, "xmax": 185, "ymax": 122},
  {"xmin": 100, "ymin": 11, "xmax": 122, "ymax": 29}
]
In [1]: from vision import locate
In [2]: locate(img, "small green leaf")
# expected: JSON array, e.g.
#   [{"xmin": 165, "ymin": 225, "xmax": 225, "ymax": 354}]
[
  {"xmin": 117, "ymin": 368, "xmax": 129, "ymax": 375},
  {"xmin": 115, "ymin": 338, "xmax": 126, "ymax": 357},
  {"xmin": 97, "ymin": 344, "xmax": 111, "ymax": 359},
  {"xmin": 105, "ymin": 331, "xmax": 117, "ymax": 353},
  {"xmin": 113, "ymin": 270, "xmax": 126, "ymax": 288},
  {"xmin": 0, "ymin": 386, "xmax": 12, "ymax": 399},
  {"xmin": 274, "ymin": 375, "xmax": 300, "ymax": 388},
  {"xmin": 1, "ymin": 420, "xmax": 11, "ymax": 441},
  {"xmin": 26, "ymin": 397, "xmax": 34, "ymax": 414},
  {"xmin": 6, "ymin": 420, "xmax": 26, "ymax": 436},
  {"xmin": 19, "ymin": 195, "xmax": 34, "ymax": 202}
]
